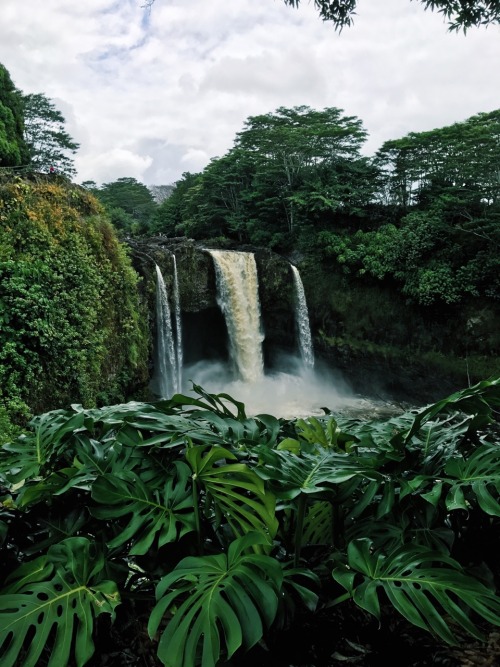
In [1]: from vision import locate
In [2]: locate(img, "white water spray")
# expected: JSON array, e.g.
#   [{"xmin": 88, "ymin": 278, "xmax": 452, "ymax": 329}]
[
  {"xmin": 291, "ymin": 265, "xmax": 314, "ymax": 368},
  {"xmin": 209, "ymin": 250, "xmax": 264, "ymax": 382},
  {"xmin": 154, "ymin": 264, "xmax": 178, "ymax": 397},
  {"xmin": 172, "ymin": 255, "xmax": 183, "ymax": 392}
]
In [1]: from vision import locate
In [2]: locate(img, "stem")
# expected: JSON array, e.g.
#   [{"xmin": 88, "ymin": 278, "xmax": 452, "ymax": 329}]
[
  {"xmin": 332, "ymin": 502, "xmax": 344, "ymax": 550},
  {"xmin": 192, "ymin": 476, "xmax": 203, "ymax": 555},
  {"xmin": 294, "ymin": 494, "xmax": 307, "ymax": 567}
]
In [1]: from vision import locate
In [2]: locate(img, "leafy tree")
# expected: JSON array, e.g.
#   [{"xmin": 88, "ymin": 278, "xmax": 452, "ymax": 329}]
[
  {"xmin": 0, "ymin": 64, "xmax": 29, "ymax": 167},
  {"xmin": 375, "ymin": 109, "xmax": 500, "ymax": 211},
  {"xmin": 282, "ymin": 0, "xmax": 500, "ymax": 31},
  {"xmin": 152, "ymin": 172, "xmax": 203, "ymax": 237},
  {"xmin": 234, "ymin": 106, "xmax": 368, "ymax": 233},
  {"xmin": 143, "ymin": 0, "xmax": 500, "ymax": 30},
  {"xmin": 22, "ymin": 93, "xmax": 79, "ymax": 177},
  {"xmin": 95, "ymin": 177, "xmax": 158, "ymax": 235}
]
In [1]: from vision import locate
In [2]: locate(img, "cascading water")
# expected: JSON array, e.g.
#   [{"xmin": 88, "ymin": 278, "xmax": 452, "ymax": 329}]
[
  {"xmin": 209, "ymin": 250, "xmax": 264, "ymax": 382},
  {"xmin": 291, "ymin": 264, "xmax": 314, "ymax": 368},
  {"xmin": 172, "ymin": 254, "xmax": 183, "ymax": 392},
  {"xmin": 154, "ymin": 264, "xmax": 179, "ymax": 397}
]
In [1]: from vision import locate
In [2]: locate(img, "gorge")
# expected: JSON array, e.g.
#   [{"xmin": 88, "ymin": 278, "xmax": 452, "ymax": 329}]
[{"xmin": 142, "ymin": 242, "xmax": 352, "ymax": 416}]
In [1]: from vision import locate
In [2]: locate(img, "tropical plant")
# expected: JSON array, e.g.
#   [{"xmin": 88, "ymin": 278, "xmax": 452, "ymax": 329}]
[{"xmin": 1, "ymin": 379, "xmax": 500, "ymax": 665}]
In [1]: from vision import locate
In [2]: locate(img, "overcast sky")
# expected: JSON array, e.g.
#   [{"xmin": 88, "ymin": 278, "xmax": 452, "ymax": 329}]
[{"xmin": 1, "ymin": 0, "xmax": 499, "ymax": 186}]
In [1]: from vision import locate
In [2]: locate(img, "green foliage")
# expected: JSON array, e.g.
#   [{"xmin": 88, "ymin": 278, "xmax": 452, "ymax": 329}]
[
  {"xmin": 282, "ymin": 0, "xmax": 500, "ymax": 31},
  {"xmin": 333, "ymin": 539, "xmax": 500, "ymax": 644},
  {"xmin": 2, "ymin": 380, "xmax": 500, "ymax": 665},
  {"xmin": 92, "ymin": 177, "xmax": 158, "ymax": 235},
  {"xmin": 148, "ymin": 532, "xmax": 283, "ymax": 667},
  {"xmin": 0, "ymin": 178, "xmax": 149, "ymax": 421},
  {"xmin": 154, "ymin": 107, "xmax": 371, "ymax": 247},
  {"xmin": 22, "ymin": 93, "xmax": 79, "ymax": 177},
  {"xmin": 0, "ymin": 537, "xmax": 120, "ymax": 667},
  {"xmin": 0, "ymin": 64, "xmax": 29, "ymax": 167}
]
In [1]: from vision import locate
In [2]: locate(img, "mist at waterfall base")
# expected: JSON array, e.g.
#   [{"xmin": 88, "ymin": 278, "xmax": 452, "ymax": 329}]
[
  {"xmin": 151, "ymin": 252, "xmax": 402, "ymax": 419},
  {"xmin": 181, "ymin": 354, "xmax": 365, "ymax": 418}
]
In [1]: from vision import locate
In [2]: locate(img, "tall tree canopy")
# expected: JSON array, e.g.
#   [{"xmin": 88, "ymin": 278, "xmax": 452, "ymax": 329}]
[
  {"xmin": 23, "ymin": 93, "xmax": 79, "ymax": 177},
  {"xmin": 144, "ymin": 0, "xmax": 500, "ymax": 30},
  {"xmin": 154, "ymin": 106, "xmax": 374, "ymax": 247},
  {"xmin": 91, "ymin": 177, "xmax": 158, "ymax": 234},
  {"xmin": 0, "ymin": 64, "xmax": 29, "ymax": 167},
  {"xmin": 282, "ymin": 0, "xmax": 500, "ymax": 30}
]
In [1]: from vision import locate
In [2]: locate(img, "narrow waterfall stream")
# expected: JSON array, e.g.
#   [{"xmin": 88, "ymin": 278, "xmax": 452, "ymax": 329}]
[
  {"xmin": 172, "ymin": 254, "xmax": 183, "ymax": 392},
  {"xmin": 154, "ymin": 264, "xmax": 179, "ymax": 397},
  {"xmin": 291, "ymin": 265, "xmax": 314, "ymax": 368},
  {"xmin": 209, "ymin": 250, "xmax": 264, "ymax": 382}
]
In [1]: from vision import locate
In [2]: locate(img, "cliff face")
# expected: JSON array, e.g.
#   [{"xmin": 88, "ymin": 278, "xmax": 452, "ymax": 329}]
[
  {"xmin": 0, "ymin": 177, "xmax": 149, "ymax": 422},
  {"xmin": 129, "ymin": 239, "xmax": 299, "ymax": 370}
]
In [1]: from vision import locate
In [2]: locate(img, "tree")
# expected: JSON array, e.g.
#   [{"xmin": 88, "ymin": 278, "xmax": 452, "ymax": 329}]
[
  {"xmin": 375, "ymin": 109, "xmax": 500, "ymax": 210},
  {"xmin": 95, "ymin": 177, "xmax": 158, "ymax": 235},
  {"xmin": 282, "ymin": 0, "xmax": 500, "ymax": 31},
  {"xmin": 143, "ymin": 0, "xmax": 500, "ymax": 31},
  {"xmin": 23, "ymin": 93, "xmax": 79, "ymax": 177},
  {"xmin": 234, "ymin": 106, "xmax": 368, "ymax": 232},
  {"xmin": 0, "ymin": 64, "xmax": 29, "ymax": 167}
]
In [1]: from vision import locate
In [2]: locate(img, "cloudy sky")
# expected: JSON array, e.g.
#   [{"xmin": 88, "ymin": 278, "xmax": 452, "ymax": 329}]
[{"xmin": 1, "ymin": 0, "xmax": 499, "ymax": 186}]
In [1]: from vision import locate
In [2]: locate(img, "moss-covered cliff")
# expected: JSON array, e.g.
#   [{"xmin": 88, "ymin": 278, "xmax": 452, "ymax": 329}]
[
  {"xmin": 128, "ymin": 239, "xmax": 298, "ymax": 371},
  {"xmin": 0, "ymin": 175, "xmax": 150, "ymax": 429},
  {"xmin": 300, "ymin": 255, "xmax": 500, "ymax": 402}
]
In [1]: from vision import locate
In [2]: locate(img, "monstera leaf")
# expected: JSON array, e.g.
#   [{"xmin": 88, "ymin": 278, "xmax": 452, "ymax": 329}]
[
  {"xmin": 148, "ymin": 532, "xmax": 283, "ymax": 667},
  {"xmin": 186, "ymin": 445, "xmax": 278, "ymax": 543},
  {"xmin": 256, "ymin": 447, "xmax": 380, "ymax": 500},
  {"xmin": 0, "ymin": 537, "xmax": 120, "ymax": 667},
  {"xmin": 404, "ymin": 378, "xmax": 500, "ymax": 443},
  {"xmin": 91, "ymin": 461, "xmax": 195, "ymax": 554},
  {"xmin": 0, "ymin": 409, "xmax": 85, "ymax": 483},
  {"xmin": 443, "ymin": 443, "xmax": 500, "ymax": 515},
  {"xmin": 332, "ymin": 538, "xmax": 500, "ymax": 644}
]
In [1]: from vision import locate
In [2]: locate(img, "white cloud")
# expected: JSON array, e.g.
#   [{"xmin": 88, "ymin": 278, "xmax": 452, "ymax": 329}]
[
  {"xmin": 1, "ymin": 0, "xmax": 499, "ymax": 185},
  {"xmin": 77, "ymin": 148, "xmax": 153, "ymax": 184}
]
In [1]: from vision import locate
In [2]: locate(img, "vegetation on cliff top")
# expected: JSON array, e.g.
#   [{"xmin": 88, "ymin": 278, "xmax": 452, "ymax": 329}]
[{"xmin": 0, "ymin": 176, "xmax": 149, "ymax": 433}]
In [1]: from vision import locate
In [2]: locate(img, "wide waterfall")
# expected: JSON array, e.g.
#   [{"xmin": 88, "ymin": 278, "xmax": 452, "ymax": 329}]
[
  {"xmin": 209, "ymin": 250, "xmax": 264, "ymax": 382},
  {"xmin": 172, "ymin": 254, "xmax": 183, "ymax": 392},
  {"xmin": 291, "ymin": 265, "xmax": 314, "ymax": 368},
  {"xmin": 153, "ymin": 264, "xmax": 179, "ymax": 398}
]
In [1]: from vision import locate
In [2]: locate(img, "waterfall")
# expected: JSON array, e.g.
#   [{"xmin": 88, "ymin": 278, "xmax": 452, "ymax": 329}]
[
  {"xmin": 209, "ymin": 250, "xmax": 264, "ymax": 382},
  {"xmin": 154, "ymin": 264, "xmax": 178, "ymax": 397},
  {"xmin": 291, "ymin": 265, "xmax": 314, "ymax": 368},
  {"xmin": 172, "ymin": 254, "xmax": 183, "ymax": 392}
]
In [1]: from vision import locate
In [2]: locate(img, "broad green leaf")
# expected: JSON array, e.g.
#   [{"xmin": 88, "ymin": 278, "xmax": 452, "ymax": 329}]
[
  {"xmin": 333, "ymin": 538, "xmax": 500, "ymax": 644},
  {"xmin": 0, "ymin": 537, "xmax": 120, "ymax": 667},
  {"xmin": 0, "ymin": 410, "xmax": 84, "ymax": 483},
  {"xmin": 404, "ymin": 378, "xmax": 500, "ymax": 443},
  {"xmin": 186, "ymin": 445, "xmax": 278, "ymax": 543},
  {"xmin": 91, "ymin": 461, "xmax": 195, "ymax": 554},
  {"xmin": 23, "ymin": 508, "xmax": 89, "ymax": 556},
  {"xmin": 148, "ymin": 532, "xmax": 282, "ymax": 667},
  {"xmin": 444, "ymin": 444, "xmax": 500, "ymax": 515},
  {"xmin": 301, "ymin": 501, "xmax": 334, "ymax": 546},
  {"xmin": 256, "ymin": 447, "xmax": 380, "ymax": 500}
]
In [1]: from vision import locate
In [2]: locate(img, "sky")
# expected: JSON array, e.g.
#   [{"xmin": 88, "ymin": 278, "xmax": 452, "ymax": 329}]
[{"xmin": 1, "ymin": 0, "xmax": 499, "ymax": 187}]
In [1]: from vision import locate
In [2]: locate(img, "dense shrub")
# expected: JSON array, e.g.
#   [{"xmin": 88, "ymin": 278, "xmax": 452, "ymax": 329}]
[{"xmin": 0, "ymin": 176, "xmax": 149, "ymax": 421}]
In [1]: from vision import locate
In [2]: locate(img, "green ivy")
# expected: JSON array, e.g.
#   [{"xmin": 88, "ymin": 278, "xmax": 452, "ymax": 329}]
[{"xmin": 0, "ymin": 178, "xmax": 149, "ymax": 421}]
